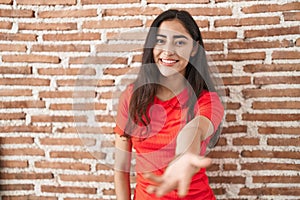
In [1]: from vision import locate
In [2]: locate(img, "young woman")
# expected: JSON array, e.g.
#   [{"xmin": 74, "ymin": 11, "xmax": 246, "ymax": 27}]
[{"xmin": 114, "ymin": 9, "xmax": 224, "ymax": 200}]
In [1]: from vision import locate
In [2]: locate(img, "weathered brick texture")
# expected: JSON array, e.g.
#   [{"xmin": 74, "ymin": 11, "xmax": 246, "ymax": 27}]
[{"xmin": 0, "ymin": 0, "xmax": 299, "ymax": 199}]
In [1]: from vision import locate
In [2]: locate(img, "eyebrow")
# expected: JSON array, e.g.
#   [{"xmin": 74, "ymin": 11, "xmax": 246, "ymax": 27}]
[{"xmin": 156, "ymin": 34, "xmax": 189, "ymax": 40}]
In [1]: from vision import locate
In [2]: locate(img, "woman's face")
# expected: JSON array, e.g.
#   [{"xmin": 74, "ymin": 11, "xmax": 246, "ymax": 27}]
[{"xmin": 153, "ymin": 19, "xmax": 197, "ymax": 77}]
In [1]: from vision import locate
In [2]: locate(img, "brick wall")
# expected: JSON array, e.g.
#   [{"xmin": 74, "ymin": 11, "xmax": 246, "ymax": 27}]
[{"xmin": 0, "ymin": 0, "xmax": 299, "ymax": 199}]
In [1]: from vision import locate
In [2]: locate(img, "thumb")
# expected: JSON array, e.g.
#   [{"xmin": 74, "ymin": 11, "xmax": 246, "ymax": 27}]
[{"xmin": 190, "ymin": 156, "xmax": 212, "ymax": 169}]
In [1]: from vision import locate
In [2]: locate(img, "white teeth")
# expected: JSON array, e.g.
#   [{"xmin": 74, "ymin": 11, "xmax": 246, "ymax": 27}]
[{"xmin": 161, "ymin": 59, "xmax": 176, "ymax": 64}]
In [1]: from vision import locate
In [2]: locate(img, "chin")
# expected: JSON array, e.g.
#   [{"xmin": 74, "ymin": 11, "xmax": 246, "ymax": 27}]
[{"xmin": 158, "ymin": 66, "xmax": 179, "ymax": 77}]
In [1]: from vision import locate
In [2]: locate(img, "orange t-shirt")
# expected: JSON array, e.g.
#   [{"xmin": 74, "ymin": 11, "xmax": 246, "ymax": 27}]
[{"xmin": 114, "ymin": 84, "xmax": 224, "ymax": 200}]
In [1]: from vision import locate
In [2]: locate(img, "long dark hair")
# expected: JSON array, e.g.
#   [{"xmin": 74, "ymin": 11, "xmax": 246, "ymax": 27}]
[{"xmin": 124, "ymin": 9, "xmax": 220, "ymax": 146}]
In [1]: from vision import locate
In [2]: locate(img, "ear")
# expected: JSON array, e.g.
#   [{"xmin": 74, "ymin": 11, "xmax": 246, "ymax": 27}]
[{"xmin": 191, "ymin": 43, "xmax": 198, "ymax": 57}]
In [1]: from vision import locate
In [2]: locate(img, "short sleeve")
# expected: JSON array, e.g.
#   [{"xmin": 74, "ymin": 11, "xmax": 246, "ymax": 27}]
[
  {"xmin": 194, "ymin": 90, "xmax": 224, "ymax": 132},
  {"xmin": 113, "ymin": 85, "xmax": 133, "ymax": 135}
]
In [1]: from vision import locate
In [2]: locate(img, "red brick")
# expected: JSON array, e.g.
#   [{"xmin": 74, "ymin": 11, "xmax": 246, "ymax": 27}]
[
  {"xmin": 81, "ymin": 0, "xmax": 139, "ymax": 4},
  {"xmin": 39, "ymin": 91, "xmax": 95, "ymax": 98},
  {"xmin": 0, "ymin": 66, "xmax": 31, "ymax": 74},
  {"xmin": 211, "ymin": 52, "xmax": 265, "ymax": 61},
  {"xmin": 0, "ymin": 9, "xmax": 34, "ymax": 17},
  {"xmin": 232, "ymin": 137, "xmax": 259, "ymax": 146},
  {"xmin": 31, "ymin": 115, "xmax": 87, "ymax": 123},
  {"xmin": 41, "ymin": 185, "xmax": 96, "ymax": 194},
  {"xmin": 56, "ymin": 126, "xmax": 110, "ymax": 134},
  {"xmin": 103, "ymin": 7, "xmax": 162, "ymax": 16},
  {"xmin": 284, "ymin": 11, "xmax": 300, "ymax": 21},
  {"xmin": 296, "ymin": 38, "xmax": 300, "ymax": 46},
  {"xmin": 96, "ymin": 43, "xmax": 143, "ymax": 52},
  {"xmin": 209, "ymin": 176, "xmax": 245, "ymax": 184},
  {"xmin": 244, "ymin": 63, "xmax": 300, "ymax": 73},
  {"xmin": 0, "ymin": 137, "xmax": 34, "ymax": 144},
  {"xmin": 215, "ymin": 138, "xmax": 227, "ymax": 146},
  {"xmin": 35, "ymin": 161, "xmax": 90, "ymax": 171},
  {"xmin": 56, "ymin": 79, "xmax": 114, "ymax": 87},
  {"xmin": 50, "ymin": 151, "xmax": 105, "ymax": 160},
  {"xmin": 245, "ymin": 26, "xmax": 300, "ymax": 38},
  {"xmin": 0, "ymin": 21, "xmax": 12, "ymax": 29},
  {"xmin": 0, "ymin": 33, "xmax": 37, "ymax": 41},
  {"xmin": 2, "ymin": 196, "xmax": 57, "ymax": 200},
  {"xmin": 43, "ymin": 33, "xmax": 100, "ymax": 41},
  {"xmin": 38, "ymin": 67, "xmax": 95, "ymax": 75},
  {"xmin": 39, "ymin": 138, "xmax": 95, "ymax": 146},
  {"xmin": 241, "ymin": 150, "xmax": 299, "ymax": 159},
  {"xmin": 50, "ymin": 102, "xmax": 106, "ymax": 110},
  {"xmin": 241, "ymin": 162, "xmax": 300, "ymax": 171},
  {"xmin": 0, "ymin": 78, "xmax": 50, "ymax": 86},
  {"xmin": 239, "ymin": 187, "xmax": 300, "ymax": 196},
  {"xmin": 186, "ymin": 7, "xmax": 232, "ymax": 16},
  {"xmin": 258, "ymin": 127, "xmax": 299, "ymax": 135},
  {"xmin": 242, "ymin": 2, "xmax": 300, "ymax": 14},
  {"xmin": 252, "ymin": 101, "xmax": 300, "ymax": 110},
  {"xmin": 60, "ymin": 174, "xmax": 113, "ymax": 182},
  {"xmin": 19, "ymin": 22, "xmax": 77, "ymax": 31},
  {"xmin": 69, "ymin": 56, "xmax": 127, "ymax": 65},
  {"xmin": 272, "ymin": 51, "xmax": 300, "ymax": 59},
  {"xmin": 0, "ymin": 160, "xmax": 28, "ymax": 168},
  {"xmin": 215, "ymin": 16, "xmax": 280, "ymax": 27},
  {"xmin": 1, "ymin": 172, "xmax": 53, "ymax": 180},
  {"xmin": 0, "ymin": 184, "xmax": 34, "ymax": 191},
  {"xmin": 253, "ymin": 176, "xmax": 300, "ymax": 184},
  {"xmin": 223, "ymin": 164, "xmax": 237, "ymax": 171},
  {"xmin": 221, "ymin": 125, "xmax": 247, "ymax": 134},
  {"xmin": 0, "ymin": 0, "xmax": 12, "ymax": 4},
  {"xmin": 207, "ymin": 151, "xmax": 239, "ymax": 158},
  {"xmin": 1, "ymin": 100, "xmax": 45, "ymax": 108},
  {"xmin": 107, "ymin": 31, "xmax": 147, "ymax": 41},
  {"xmin": 82, "ymin": 19, "xmax": 143, "ymax": 29},
  {"xmin": 222, "ymin": 76, "xmax": 251, "ymax": 85},
  {"xmin": 267, "ymin": 138, "xmax": 300, "ymax": 146},
  {"xmin": 243, "ymin": 88, "xmax": 300, "ymax": 98},
  {"xmin": 243, "ymin": 113, "xmax": 300, "ymax": 121},
  {"xmin": 254, "ymin": 76, "xmax": 300, "ymax": 85},
  {"xmin": 95, "ymin": 115, "xmax": 115, "ymax": 123},
  {"xmin": 148, "ymin": 0, "xmax": 209, "ymax": 3},
  {"xmin": 0, "ymin": 113, "xmax": 25, "ymax": 120},
  {"xmin": 0, "ymin": 125, "xmax": 52, "ymax": 133},
  {"xmin": 0, "ymin": 148, "xmax": 44, "ymax": 156},
  {"xmin": 32, "ymin": 44, "xmax": 90, "ymax": 52},
  {"xmin": 38, "ymin": 9, "xmax": 97, "ymax": 18},
  {"xmin": 0, "ymin": 44, "xmax": 27, "ymax": 52},
  {"xmin": 226, "ymin": 102, "xmax": 241, "ymax": 110},
  {"xmin": 202, "ymin": 31, "xmax": 237, "ymax": 39},
  {"xmin": 225, "ymin": 114, "xmax": 236, "ymax": 122},
  {"xmin": 16, "ymin": 0, "xmax": 76, "ymax": 5},
  {"xmin": 2, "ymin": 54, "xmax": 60, "ymax": 63},
  {"xmin": 96, "ymin": 163, "xmax": 113, "ymax": 171},
  {"xmin": 0, "ymin": 89, "xmax": 32, "ymax": 96},
  {"xmin": 229, "ymin": 40, "xmax": 292, "ymax": 50}
]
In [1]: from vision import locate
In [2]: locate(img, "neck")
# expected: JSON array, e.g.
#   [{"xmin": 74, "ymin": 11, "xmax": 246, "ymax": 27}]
[{"xmin": 157, "ymin": 73, "xmax": 187, "ymax": 100}]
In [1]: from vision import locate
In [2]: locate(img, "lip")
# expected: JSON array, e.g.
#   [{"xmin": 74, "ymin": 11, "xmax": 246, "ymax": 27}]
[{"xmin": 159, "ymin": 58, "xmax": 179, "ymax": 66}]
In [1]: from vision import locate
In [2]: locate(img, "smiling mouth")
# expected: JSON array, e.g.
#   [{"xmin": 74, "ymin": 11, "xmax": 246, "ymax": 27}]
[{"xmin": 159, "ymin": 58, "xmax": 179, "ymax": 66}]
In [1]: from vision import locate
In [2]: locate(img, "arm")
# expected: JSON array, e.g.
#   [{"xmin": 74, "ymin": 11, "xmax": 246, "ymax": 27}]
[
  {"xmin": 114, "ymin": 134, "xmax": 132, "ymax": 200},
  {"xmin": 144, "ymin": 116, "xmax": 213, "ymax": 197}
]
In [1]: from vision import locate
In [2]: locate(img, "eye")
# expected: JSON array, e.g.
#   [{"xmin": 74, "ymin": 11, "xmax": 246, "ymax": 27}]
[
  {"xmin": 156, "ymin": 37, "xmax": 165, "ymax": 45},
  {"xmin": 175, "ymin": 40, "xmax": 186, "ymax": 46}
]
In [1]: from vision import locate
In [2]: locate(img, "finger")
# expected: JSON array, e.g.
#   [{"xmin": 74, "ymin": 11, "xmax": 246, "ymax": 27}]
[
  {"xmin": 177, "ymin": 177, "xmax": 190, "ymax": 197},
  {"xmin": 190, "ymin": 156, "xmax": 212, "ymax": 169},
  {"xmin": 155, "ymin": 181, "xmax": 177, "ymax": 197},
  {"xmin": 143, "ymin": 173, "xmax": 163, "ymax": 184},
  {"xmin": 146, "ymin": 185, "xmax": 157, "ymax": 194}
]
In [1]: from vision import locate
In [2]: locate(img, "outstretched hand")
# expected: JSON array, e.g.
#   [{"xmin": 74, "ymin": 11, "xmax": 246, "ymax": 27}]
[{"xmin": 143, "ymin": 153, "xmax": 212, "ymax": 198}]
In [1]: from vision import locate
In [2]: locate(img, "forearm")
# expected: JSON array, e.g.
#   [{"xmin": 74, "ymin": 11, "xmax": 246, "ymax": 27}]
[
  {"xmin": 176, "ymin": 116, "xmax": 214, "ymax": 156},
  {"xmin": 114, "ymin": 170, "xmax": 131, "ymax": 200}
]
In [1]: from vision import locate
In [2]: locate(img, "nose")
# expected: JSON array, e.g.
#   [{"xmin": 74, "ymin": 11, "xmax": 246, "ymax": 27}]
[{"xmin": 162, "ymin": 42, "xmax": 175, "ymax": 55}]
